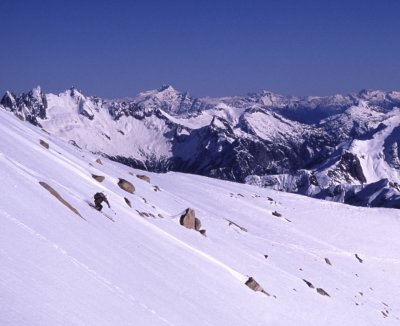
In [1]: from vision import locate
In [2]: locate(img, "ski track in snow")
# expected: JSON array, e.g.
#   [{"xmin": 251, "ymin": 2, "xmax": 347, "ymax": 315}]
[{"xmin": 0, "ymin": 210, "xmax": 175, "ymax": 326}]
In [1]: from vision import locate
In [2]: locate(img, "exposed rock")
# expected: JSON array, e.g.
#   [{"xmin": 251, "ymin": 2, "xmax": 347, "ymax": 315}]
[
  {"xmin": 118, "ymin": 178, "xmax": 135, "ymax": 193},
  {"xmin": 303, "ymin": 279, "xmax": 314, "ymax": 289},
  {"xmin": 316, "ymin": 288, "xmax": 330, "ymax": 297},
  {"xmin": 199, "ymin": 229, "xmax": 207, "ymax": 236},
  {"xmin": 124, "ymin": 197, "xmax": 132, "ymax": 208},
  {"xmin": 153, "ymin": 185, "xmax": 161, "ymax": 192},
  {"xmin": 92, "ymin": 174, "xmax": 105, "ymax": 182},
  {"xmin": 355, "ymin": 253, "xmax": 363, "ymax": 263},
  {"xmin": 179, "ymin": 209, "xmax": 206, "ymax": 235},
  {"xmin": 39, "ymin": 181, "xmax": 82, "ymax": 218},
  {"xmin": 180, "ymin": 208, "xmax": 197, "ymax": 229},
  {"xmin": 325, "ymin": 258, "xmax": 332, "ymax": 266},
  {"xmin": 68, "ymin": 140, "xmax": 81, "ymax": 149},
  {"xmin": 264, "ymin": 255, "xmax": 268, "ymax": 259},
  {"xmin": 40, "ymin": 139, "xmax": 49, "ymax": 149},
  {"xmin": 102, "ymin": 133, "xmax": 111, "ymax": 140},
  {"xmin": 328, "ymin": 152, "xmax": 367, "ymax": 184},
  {"xmin": 136, "ymin": 210, "xmax": 157, "ymax": 218},
  {"xmin": 245, "ymin": 277, "xmax": 269, "ymax": 295},
  {"xmin": 194, "ymin": 217, "xmax": 202, "ymax": 231},
  {"xmin": 96, "ymin": 158, "xmax": 103, "ymax": 165},
  {"xmin": 272, "ymin": 211, "xmax": 282, "ymax": 217},
  {"xmin": 136, "ymin": 174, "xmax": 151, "ymax": 183}
]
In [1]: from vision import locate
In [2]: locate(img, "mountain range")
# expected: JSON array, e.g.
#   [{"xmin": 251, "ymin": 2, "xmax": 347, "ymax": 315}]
[{"xmin": 3, "ymin": 85, "xmax": 400, "ymax": 208}]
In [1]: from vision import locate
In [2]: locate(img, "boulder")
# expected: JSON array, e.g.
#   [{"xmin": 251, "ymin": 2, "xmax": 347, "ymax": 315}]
[
  {"xmin": 136, "ymin": 174, "xmax": 151, "ymax": 183},
  {"xmin": 118, "ymin": 178, "xmax": 135, "ymax": 193},
  {"xmin": 39, "ymin": 139, "xmax": 49, "ymax": 149},
  {"xmin": 316, "ymin": 288, "xmax": 330, "ymax": 297},
  {"xmin": 124, "ymin": 197, "xmax": 132, "ymax": 208},
  {"xmin": 95, "ymin": 158, "xmax": 103, "ymax": 165},
  {"xmin": 179, "ymin": 208, "xmax": 206, "ymax": 235},
  {"xmin": 180, "ymin": 208, "xmax": 196, "ymax": 229},
  {"xmin": 245, "ymin": 277, "xmax": 269, "ymax": 295},
  {"xmin": 303, "ymin": 279, "xmax": 314, "ymax": 289},
  {"xmin": 91, "ymin": 174, "xmax": 105, "ymax": 182}
]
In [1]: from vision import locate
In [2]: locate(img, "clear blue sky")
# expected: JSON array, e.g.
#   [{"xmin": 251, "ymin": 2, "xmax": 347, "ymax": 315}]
[{"xmin": 1, "ymin": 0, "xmax": 400, "ymax": 98}]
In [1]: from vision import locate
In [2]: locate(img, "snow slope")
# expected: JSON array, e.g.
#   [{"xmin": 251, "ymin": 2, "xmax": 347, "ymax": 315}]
[
  {"xmin": 44, "ymin": 90, "xmax": 172, "ymax": 159},
  {"xmin": 349, "ymin": 107, "xmax": 400, "ymax": 183},
  {"xmin": 1, "ymin": 109, "xmax": 400, "ymax": 325}
]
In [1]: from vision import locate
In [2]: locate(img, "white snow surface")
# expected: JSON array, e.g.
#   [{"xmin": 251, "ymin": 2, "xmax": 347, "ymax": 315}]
[
  {"xmin": 43, "ymin": 92, "xmax": 171, "ymax": 159},
  {"xmin": 1, "ymin": 109, "xmax": 400, "ymax": 325},
  {"xmin": 349, "ymin": 107, "xmax": 400, "ymax": 183}
]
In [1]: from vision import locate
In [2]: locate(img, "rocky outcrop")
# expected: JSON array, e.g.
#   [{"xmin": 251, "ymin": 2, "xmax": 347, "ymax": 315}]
[
  {"xmin": 328, "ymin": 152, "xmax": 366, "ymax": 184},
  {"xmin": 303, "ymin": 279, "xmax": 314, "ymax": 289},
  {"xmin": 39, "ymin": 139, "xmax": 49, "ymax": 149},
  {"xmin": 118, "ymin": 179, "xmax": 135, "ymax": 193},
  {"xmin": 136, "ymin": 174, "xmax": 151, "ymax": 183},
  {"xmin": 179, "ymin": 208, "xmax": 204, "ymax": 233},
  {"xmin": 245, "ymin": 277, "xmax": 269, "ymax": 295},
  {"xmin": 39, "ymin": 181, "xmax": 82, "ymax": 218},
  {"xmin": 1, "ymin": 86, "xmax": 47, "ymax": 125},
  {"xmin": 316, "ymin": 288, "xmax": 330, "ymax": 297},
  {"xmin": 124, "ymin": 197, "xmax": 132, "ymax": 208},
  {"xmin": 92, "ymin": 174, "xmax": 105, "ymax": 182},
  {"xmin": 180, "ymin": 208, "xmax": 197, "ymax": 229}
]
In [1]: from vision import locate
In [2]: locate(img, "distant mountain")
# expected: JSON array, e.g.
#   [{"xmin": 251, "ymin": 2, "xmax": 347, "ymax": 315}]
[{"xmin": 2, "ymin": 85, "xmax": 400, "ymax": 208}]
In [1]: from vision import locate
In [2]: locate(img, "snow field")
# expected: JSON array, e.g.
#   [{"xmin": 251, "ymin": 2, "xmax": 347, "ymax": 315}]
[{"xmin": 0, "ymin": 109, "xmax": 399, "ymax": 325}]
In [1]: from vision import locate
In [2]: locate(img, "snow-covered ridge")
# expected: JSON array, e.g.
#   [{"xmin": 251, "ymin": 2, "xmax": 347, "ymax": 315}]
[
  {"xmin": 2, "ymin": 85, "xmax": 400, "ymax": 208},
  {"xmin": 1, "ymin": 106, "xmax": 400, "ymax": 325}
]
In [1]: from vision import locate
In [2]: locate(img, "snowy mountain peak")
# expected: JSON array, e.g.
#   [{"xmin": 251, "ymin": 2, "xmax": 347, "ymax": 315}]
[
  {"xmin": 68, "ymin": 86, "xmax": 86, "ymax": 99},
  {"xmin": 30, "ymin": 85, "xmax": 43, "ymax": 97},
  {"xmin": 158, "ymin": 84, "xmax": 177, "ymax": 92}
]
